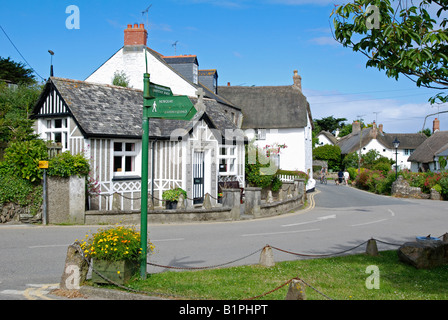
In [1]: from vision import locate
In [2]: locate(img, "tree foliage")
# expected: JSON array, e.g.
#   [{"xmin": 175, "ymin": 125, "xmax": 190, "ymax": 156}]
[
  {"xmin": 0, "ymin": 57, "xmax": 36, "ymax": 85},
  {"xmin": 0, "ymin": 82, "xmax": 42, "ymax": 142},
  {"xmin": 313, "ymin": 144, "xmax": 342, "ymax": 170},
  {"xmin": 313, "ymin": 116, "xmax": 348, "ymax": 135},
  {"xmin": 331, "ymin": 0, "xmax": 448, "ymax": 104}
]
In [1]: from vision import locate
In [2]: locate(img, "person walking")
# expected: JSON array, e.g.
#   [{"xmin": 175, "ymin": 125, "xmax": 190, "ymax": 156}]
[
  {"xmin": 343, "ymin": 169, "xmax": 350, "ymax": 185},
  {"xmin": 337, "ymin": 169, "xmax": 344, "ymax": 185}
]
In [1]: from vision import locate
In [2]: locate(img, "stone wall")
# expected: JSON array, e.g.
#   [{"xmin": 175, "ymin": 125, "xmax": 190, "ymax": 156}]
[
  {"xmin": 47, "ymin": 176, "xmax": 86, "ymax": 224},
  {"xmin": 391, "ymin": 176, "xmax": 442, "ymax": 200}
]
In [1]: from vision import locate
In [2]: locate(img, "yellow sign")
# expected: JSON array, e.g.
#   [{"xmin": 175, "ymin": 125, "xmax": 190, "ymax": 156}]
[{"xmin": 39, "ymin": 161, "xmax": 49, "ymax": 169}]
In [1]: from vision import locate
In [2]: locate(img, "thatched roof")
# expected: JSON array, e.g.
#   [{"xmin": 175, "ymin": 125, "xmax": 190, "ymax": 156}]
[
  {"xmin": 218, "ymin": 85, "xmax": 312, "ymax": 129},
  {"xmin": 408, "ymin": 131, "xmax": 448, "ymax": 163}
]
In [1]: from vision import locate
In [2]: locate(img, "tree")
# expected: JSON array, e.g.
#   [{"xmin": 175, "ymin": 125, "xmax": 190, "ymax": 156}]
[
  {"xmin": 313, "ymin": 144, "xmax": 342, "ymax": 171},
  {"xmin": 0, "ymin": 57, "xmax": 36, "ymax": 85},
  {"xmin": 0, "ymin": 82, "xmax": 42, "ymax": 142},
  {"xmin": 313, "ymin": 116, "xmax": 348, "ymax": 135},
  {"xmin": 331, "ymin": 0, "xmax": 448, "ymax": 104}
]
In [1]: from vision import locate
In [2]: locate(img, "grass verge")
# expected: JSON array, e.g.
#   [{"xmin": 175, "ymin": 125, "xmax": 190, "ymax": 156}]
[{"xmin": 119, "ymin": 250, "xmax": 448, "ymax": 300}]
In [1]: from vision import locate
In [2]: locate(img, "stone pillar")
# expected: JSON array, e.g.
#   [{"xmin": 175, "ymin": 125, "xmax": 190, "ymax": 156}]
[
  {"xmin": 59, "ymin": 242, "xmax": 89, "ymax": 290},
  {"xmin": 259, "ymin": 246, "xmax": 275, "ymax": 267},
  {"xmin": 245, "ymin": 187, "xmax": 261, "ymax": 217},
  {"xmin": 48, "ymin": 176, "xmax": 86, "ymax": 224},
  {"xmin": 366, "ymin": 239, "xmax": 379, "ymax": 256},
  {"xmin": 222, "ymin": 188, "xmax": 240, "ymax": 220},
  {"xmin": 285, "ymin": 279, "xmax": 306, "ymax": 300}
]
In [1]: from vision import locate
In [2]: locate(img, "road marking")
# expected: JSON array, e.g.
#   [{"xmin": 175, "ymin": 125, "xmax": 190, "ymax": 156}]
[
  {"xmin": 152, "ymin": 238, "xmax": 185, "ymax": 242},
  {"xmin": 282, "ymin": 214, "xmax": 336, "ymax": 227},
  {"xmin": 388, "ymin": 209, "xmax": 395, "ymax": 216},
  {"xmin": 241, "ymin": 229, "xmax": 320, "ymax": 237},
  {"xmin": 29, "ymin": 244, "xmax": 70, "ymax": 249},
  {"xmin": 350, "ymin": 218, "xmax": 388, "ymax": 227}
]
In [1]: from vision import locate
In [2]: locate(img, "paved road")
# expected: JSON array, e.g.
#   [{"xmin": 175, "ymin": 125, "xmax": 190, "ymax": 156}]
[{"xmin": 0, "ymin": 183, "xmax": 447, "ymax": 299}]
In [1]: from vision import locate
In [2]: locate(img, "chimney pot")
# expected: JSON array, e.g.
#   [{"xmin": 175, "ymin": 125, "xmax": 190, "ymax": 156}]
[
  {"xmin": 227, "ymin": 82, "xmax": 231, "ymax": 86},
  {"xmin": 124, "ymin": 23, "xmax": 148, "ymax": 46}
]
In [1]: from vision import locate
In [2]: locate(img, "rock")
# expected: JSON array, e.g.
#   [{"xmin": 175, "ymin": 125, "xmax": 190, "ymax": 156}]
[
  {"xmin": 398, "ymin": 241, "xmax": 448, "ymax": 269},
  {"xmin": 285, "ymin": 279, "xmax": 306, "ymax": 300},
  {"xmin": 60, "ymin": 242, "xmax": 90, "ymax": 290}
]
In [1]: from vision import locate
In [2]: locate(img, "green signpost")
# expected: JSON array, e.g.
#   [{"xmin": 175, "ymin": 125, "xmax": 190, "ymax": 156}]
[{"xmin": 140, "ymin": 72, "xmax": 197, "ymax": 279}]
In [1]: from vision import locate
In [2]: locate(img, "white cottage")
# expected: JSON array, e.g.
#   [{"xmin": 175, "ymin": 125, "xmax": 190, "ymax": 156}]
[
  {"xmin": 32, "ymin": 78, "xmax": 245, "ymax": 210},
  {"xmin": 218, "ymin": 71, "xmax": 314, "ymax": 175},
  {"xmin": 337, "ymin": 122, "xmax": 428, "ymax": 170}
]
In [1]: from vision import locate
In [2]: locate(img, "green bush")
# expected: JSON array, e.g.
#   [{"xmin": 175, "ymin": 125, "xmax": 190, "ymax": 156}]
[
  {"xmin": 47, "ymin": 151, "xmax": 90, "ymax": 178},
  {"xmin": 245, "ymin": 143, "xmax": 280, "ymax": 190},
  {"xmin": 313, "ymin": 144, "xmax": 342, "ymax": 171},
  {"xmin": 0, "ymin": 173, "xmax": 42, "ymax": 215},
  {"xmin": 439, "ymin": 177, "xmax": 448, "ymax": 199},
  {"xmin": 2, "ymin": 139, "xmax": 48, "ymax": 182},
  {"xmin": 162, "ymin": 188, "xmax": 187, "ymax": 202}
]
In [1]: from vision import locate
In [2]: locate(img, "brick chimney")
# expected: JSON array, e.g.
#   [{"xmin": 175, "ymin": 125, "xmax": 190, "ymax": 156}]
[
  {"xmin": 293, "ymin": 70, "xmax": 302, "ymax": 92},
  {"xmin": 378, "ymin": 124, "xmax": 383, "ymax": 134},
  {"xmin": 352, "ymin": 121, "xmax": 361, "ymax": 134},
  {"xmin": 433, "ymin": 118, "xmax": 440, "ymax": 133},
  {"xmin": 124, "ymin": 24, "xmax": 148, "ymax": 46}
]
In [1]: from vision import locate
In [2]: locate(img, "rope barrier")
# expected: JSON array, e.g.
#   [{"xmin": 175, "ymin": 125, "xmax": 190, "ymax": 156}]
[{"xmin": 72, "ymin": 236, "xmax": 438, "ymax": 300}]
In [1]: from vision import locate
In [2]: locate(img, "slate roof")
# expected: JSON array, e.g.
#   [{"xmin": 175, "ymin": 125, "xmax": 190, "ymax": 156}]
[
  {"xmin": 32, "ymin": 77, "xmax": 242, "ymax": 140},
  {"xmin": 217, "ymin": 85, "xmax": 312, "ymax": 129},
  {"xmin": 337, "ymin": 126, "xmax": 427, "ymax": 155},
  {"xmin": 408, "ymin": 131, "xmax": 448, "ymax": 163}
]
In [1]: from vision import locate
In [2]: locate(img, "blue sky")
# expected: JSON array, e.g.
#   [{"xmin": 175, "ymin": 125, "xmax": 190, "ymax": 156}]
[{"xmin": 1, "ymin": 0, "xmax": 446, "ymax": 133}]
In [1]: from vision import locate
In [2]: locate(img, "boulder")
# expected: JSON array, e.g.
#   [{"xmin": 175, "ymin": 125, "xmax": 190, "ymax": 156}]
[{"xmin": 398, "ymin": 240, "xmax": 448, "ymax": 269}]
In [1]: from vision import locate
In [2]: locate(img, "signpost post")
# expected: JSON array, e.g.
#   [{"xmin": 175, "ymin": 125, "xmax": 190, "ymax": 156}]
[
  {"xmin": 39, "ymin": 161, "xmax": 49, "ymax": 225},
  {"xmin": 139, "ymin": 73, "xmax": 197, "ymax": 279}
]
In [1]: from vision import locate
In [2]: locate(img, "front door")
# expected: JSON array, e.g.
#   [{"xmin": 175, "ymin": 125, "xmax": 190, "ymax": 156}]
[{"xmin": 193, "ymin": 151, "xmax": 205, "ymax": 204}]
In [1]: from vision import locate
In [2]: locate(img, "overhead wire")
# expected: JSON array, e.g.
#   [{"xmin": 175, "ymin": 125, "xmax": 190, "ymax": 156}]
[{"xmin": 0, "ymin": 24, "xmax": 45, "ymax": 81}]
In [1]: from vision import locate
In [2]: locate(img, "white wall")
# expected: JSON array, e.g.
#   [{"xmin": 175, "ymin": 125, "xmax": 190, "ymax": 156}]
[
  {"xmin": 246, "ymin": 128, "xmax": 308, "ymax": 173},
  {"xmin": 86, "ymin": 47, "xmax": 198, "ymax": 96},
  {"xmin": 361, "ymin": 139, "xmax": 412, "ymax": 170}
]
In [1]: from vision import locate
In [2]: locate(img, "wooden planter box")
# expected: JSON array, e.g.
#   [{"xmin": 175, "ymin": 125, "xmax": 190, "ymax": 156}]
[{"xmin": 92, "ymin": 259, "xmax": 139, "ymax": 285}]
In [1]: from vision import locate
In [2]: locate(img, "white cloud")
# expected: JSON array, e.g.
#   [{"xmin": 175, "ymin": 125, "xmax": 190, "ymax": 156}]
[
  {"xmin": 309, "ymin": 36, "xmax": 339, "ymax": 46},
  {"xmin": 304, "ymin": 88, "xmax": 440, "ymax": 133}
]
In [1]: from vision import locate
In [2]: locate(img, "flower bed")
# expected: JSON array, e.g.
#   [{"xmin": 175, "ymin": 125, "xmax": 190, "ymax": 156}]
[{"xmin": 349, "ymin": 168, "xmax": 448, "ymax": 199}]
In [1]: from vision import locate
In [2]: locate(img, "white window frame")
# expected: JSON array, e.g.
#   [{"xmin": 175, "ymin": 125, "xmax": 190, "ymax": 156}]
[
  {"xmin": 218, "ymin": 145, "xmax": 237, "ymax": 176},
  {"xmin": 43, "ymin": 118, "xmax": 69, "ymax": 151},
  {"xmin": 113, "ymin": 141, "xmax": 141, "ymax": 178}
]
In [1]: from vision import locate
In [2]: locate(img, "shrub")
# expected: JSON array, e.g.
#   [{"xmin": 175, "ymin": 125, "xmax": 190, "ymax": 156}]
[
  {"xmin": 162, "ymin": 188, "xmax": 187, "ymax": 202},
  {"xmin": 313, "ymin": 144, "xmax": 342, "ymax": 171},
  {"xmin": 0, "ymin": 173, "xmax": 42, "ymax": 215},
  {"xmin": 438, "ymin": 177, "xmax": 448, "ymax": 199},
  {"xmin": 80, "ymin": 225, "xmax": 154, "ymax": 262},
  {"xmin": 47, "ymin": 151, "xmax": 90, "ymax": 178},
  {"xmin": 245, "ymin": 143, "xmax": 280, "ymax": 190},
  {"xmin": 2, "ymin": 139, "xmax": 48, "ymax": 182}
]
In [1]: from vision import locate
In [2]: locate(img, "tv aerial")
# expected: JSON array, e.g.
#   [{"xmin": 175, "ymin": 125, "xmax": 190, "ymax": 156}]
[
  {"xmin": 172, "ymin": 41, "xmax": 179, "ymax": 55},
  {"xmin": 142, "ymin": 4, "xmax": 152, "ymax": 27}
]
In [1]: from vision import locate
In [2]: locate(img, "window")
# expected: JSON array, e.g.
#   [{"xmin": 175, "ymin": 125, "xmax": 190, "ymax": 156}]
[
  {"xmin": 218, "ymin": 146, "xmax": 237, "ymax": 175},
  {"xmin": 44, "ymin": 118, "xmax": 68, "ymax": 150},
  {"xmin": 256, "ymin": 129, "xmax": 266, "ymax": 140},
  {"xmin": 405, "ymin": 149, "xmax": 415, "ymax": 156},
  {"xmin": 113, "ymin": 142, "xmax": 139, "ymax": 177}
]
